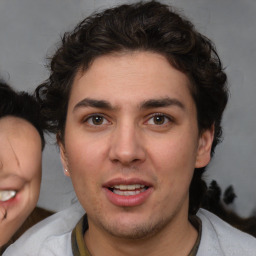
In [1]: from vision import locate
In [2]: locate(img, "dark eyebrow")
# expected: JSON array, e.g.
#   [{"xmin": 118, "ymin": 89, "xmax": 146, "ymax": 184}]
[
  {"xmin": 140, "ymin": 97, "xmax": 185, "ymax": 110},
  {"xmin": 73, "ymin": 98, "xmax": 114, "ymax": 112},
  {"xmin": 73, "ymin": 97, "xmax": 184, "ymax": 112}
]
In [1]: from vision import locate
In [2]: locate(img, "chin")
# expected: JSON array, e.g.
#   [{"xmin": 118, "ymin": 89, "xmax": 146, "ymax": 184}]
[{"xmin": 100, "ymin": 214, "xmax": 170, "ymax": 240}]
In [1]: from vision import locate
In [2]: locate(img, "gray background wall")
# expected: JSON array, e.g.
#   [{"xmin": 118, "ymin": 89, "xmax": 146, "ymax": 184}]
[{"xmin": 0, "ymin": 0, "xmax": 255, "ymax": 217}]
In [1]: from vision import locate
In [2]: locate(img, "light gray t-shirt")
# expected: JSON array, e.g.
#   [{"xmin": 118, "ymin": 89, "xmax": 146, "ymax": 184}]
[{"xmin": 4, "ymin": 207, "xmax": 256, "ymax": 256}]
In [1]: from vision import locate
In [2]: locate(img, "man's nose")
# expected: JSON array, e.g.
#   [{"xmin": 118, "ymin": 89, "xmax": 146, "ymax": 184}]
[{"xmin": 108, "ymin": 123, "xmax": 146, "ymax": 166}]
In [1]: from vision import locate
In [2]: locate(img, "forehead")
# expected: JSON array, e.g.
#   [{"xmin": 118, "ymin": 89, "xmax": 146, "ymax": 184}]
[
  {"xmin": 69, "ymin": 51, "xmax": 194, "ymax": 109},
  {"xmin": 0, "ymin": 116, "xmax": 41, "ymax": 147}
]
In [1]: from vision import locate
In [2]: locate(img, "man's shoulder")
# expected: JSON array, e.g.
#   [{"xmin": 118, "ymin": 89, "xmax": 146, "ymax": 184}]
[
  {"xmin": 3, "ymin": 202, "xmax": 85, "ymax": 256},
  {"xmin": 197, "ymin": 208, "xmax": 256, "ymax": 256}
]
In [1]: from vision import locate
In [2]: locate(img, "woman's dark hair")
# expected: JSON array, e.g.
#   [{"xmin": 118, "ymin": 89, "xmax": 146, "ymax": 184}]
[
  {"xmin": 36, "ymin": 1, "xmax": 229, "ymax": 214},
  {"xmin": 0, "ymin": 80, "xmax": 45, "ymax": 149}
]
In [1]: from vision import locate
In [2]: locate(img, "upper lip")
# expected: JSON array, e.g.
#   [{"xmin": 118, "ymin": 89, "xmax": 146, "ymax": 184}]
[{"xmin": 103, "ymin": 177, "xmax": 153, "ymax": 188}]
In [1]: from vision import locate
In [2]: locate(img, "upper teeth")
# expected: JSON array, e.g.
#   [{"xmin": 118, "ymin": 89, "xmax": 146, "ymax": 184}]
[
  {"xmin": 111, "ymin": 184, "xmax": 145, "ymax": 190},
  {"xmin": 0, "ymin": 190, "xmax": 16, "ymax": 202}
]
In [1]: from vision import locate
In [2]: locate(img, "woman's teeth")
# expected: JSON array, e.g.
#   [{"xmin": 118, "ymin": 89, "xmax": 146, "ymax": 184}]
[
  {"xmin": 0, "ymin": 190, "xmax": 16, "ymax": 202},
  {"xmin": 110, "ymin": 184, "xmax": 147, "ymax": 196}
]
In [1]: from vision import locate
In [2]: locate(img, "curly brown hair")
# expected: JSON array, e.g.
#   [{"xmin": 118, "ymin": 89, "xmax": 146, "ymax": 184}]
[{"xmin": 36, "ymin": 1, "xmax": 228, "ymax": 214}]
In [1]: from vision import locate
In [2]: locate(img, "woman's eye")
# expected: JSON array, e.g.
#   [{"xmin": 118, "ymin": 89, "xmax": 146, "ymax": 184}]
[
  {"xmin": 85, "ymin": 115, "xmax": 109, "ymax": 126},
  {"xmin": 147, "ymin": 114, "xmax": 171, "ymax": 125}
]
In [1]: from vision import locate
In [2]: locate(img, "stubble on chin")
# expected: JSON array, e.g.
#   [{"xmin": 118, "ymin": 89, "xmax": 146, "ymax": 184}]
[{"xmin": 96, "ymin": 213, "xmax": 175, "ymax": 241}]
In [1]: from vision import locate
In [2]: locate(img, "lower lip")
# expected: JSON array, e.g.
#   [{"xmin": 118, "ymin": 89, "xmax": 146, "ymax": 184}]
[{"xmin": 103, "ymin": 187, "xmax": 153, "ymax": 207}]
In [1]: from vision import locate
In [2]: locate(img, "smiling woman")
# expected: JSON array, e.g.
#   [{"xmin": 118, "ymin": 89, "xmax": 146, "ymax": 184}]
[{"xmin": 0, "ymin": 80, "xmax": 53, "ymax": 252}]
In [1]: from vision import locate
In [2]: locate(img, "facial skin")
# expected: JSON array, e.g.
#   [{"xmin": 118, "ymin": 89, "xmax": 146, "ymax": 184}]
[
  {"xmin": 60, "ymin": 51, "xmax": 214, "ymax": 255},
  {"xmin": 0, "ymin": 116, "xmax": 42, "ymax": 247}
]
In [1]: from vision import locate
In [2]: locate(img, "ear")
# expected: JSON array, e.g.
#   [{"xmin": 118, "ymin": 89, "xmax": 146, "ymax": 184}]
[
  {"xmin": 195, "ymin": 125, "xmax": 214, "ymax": 168},
  {"xmin": 57, "ymin": 135, "xmax": 70, "ymax": 177}
]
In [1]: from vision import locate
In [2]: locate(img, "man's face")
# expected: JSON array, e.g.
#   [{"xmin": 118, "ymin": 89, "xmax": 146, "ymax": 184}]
[
  {"xmin": 0, "ymin": 116, "xmax": 42, "ymax": 246},
  {"xmin": 60, "ymin": 52, "xmax": 213, "ymax": 239}
]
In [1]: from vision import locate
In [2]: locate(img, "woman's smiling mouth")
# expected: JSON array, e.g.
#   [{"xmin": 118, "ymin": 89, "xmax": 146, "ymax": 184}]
[{"xmin": 0, "ymin": 190, "xmax": 16, "ymax": 202}]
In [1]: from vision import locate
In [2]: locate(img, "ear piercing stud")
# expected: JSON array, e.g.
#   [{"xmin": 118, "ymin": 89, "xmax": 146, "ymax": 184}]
[{"xmin": 64, "ymin": 169, "xmax": 69, "ymax": 176}]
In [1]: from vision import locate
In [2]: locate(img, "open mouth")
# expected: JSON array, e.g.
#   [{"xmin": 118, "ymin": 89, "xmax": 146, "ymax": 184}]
[
  {"xmin": 108, "ymin": 184, "xmax": 149, "ymax": 196},
  {"xmin": 0, "ymin": 190, "xmax": 17, "ymax": 202}
]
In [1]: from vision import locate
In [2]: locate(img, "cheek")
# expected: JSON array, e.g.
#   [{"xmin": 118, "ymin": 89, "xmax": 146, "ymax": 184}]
[
  {"xmin": 151, "ymin": 135, "xmax": 197, "ymax": 169},
  {"xmin": 68, "ymin": 141, "xmax": 105, "ymax": 172},
  {"xmin": 149, "ymin": 134, "xmax": 197, "ymax": 188},
  {"xmin": 19, "ymin": 146, "xmax": 42, "ymax": 178},
  {"xmin": 66, "ymin": 137, "xmax": 108, "ymax": 196},
  {"xmin": 66, "ymin": 131, "xmax": 109, "ymax": 172},
  {"xmin": 24, "ymin": 164, "xmax": 42, "ymax": 205}
]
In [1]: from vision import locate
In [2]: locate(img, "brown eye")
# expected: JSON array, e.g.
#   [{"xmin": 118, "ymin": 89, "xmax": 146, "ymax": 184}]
[
  {"xmin": 86, "ymin": 115, "xmax": 109, "ymax": 126},
  {"xmin": 153, "ymin": 116, "xmax": 166, "ymax": 125},
  {"xmin": 92, "ymin": 116, "xmax": 104, "ymax": 125},
  {"xmin": 147, "ymin": 114, "xmax": 170, "ymax": 126}
]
